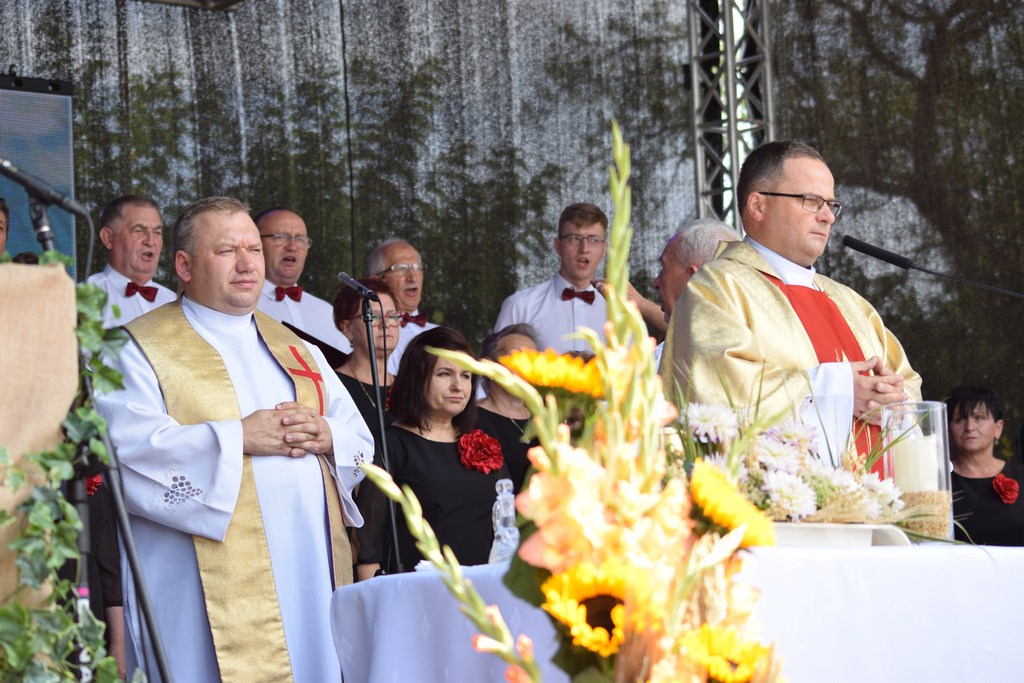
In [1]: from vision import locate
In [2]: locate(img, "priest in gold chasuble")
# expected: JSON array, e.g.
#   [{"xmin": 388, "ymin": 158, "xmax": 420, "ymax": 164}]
[
  {"xmin": 667, "ymin": 142, "xmax": 921, "ymax": 466},
  {"xmin": 96, "ymin": 197, "xmax": 373, "ymax": 683}
]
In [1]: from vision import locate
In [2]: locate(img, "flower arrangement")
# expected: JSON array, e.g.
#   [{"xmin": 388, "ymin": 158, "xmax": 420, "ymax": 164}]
[
  {"xmin": 675, "ymin": 408, "xmax": 907, "ymax": 524},
  {"xmin": 359, "ymin": 123, "xmax": 784, "ymax": 683}
]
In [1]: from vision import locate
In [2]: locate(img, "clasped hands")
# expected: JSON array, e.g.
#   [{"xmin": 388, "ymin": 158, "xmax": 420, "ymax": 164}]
[
  {"xmin": 242, "ymin": 402, "xmax": 332, "ymax": 458},
  {"xmin": 851, "ymin": 356, "xmax": 908, "ymax": 424}
]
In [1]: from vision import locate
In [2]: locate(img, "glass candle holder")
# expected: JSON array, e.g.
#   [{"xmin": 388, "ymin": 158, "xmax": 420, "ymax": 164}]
[{"xmin": 882, "ymin": 401, "xmax": 952, "ymax": 539}]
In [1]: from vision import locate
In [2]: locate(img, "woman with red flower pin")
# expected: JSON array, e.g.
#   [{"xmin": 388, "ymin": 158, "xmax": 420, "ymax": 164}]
[
  {"xmin": 381, "ymin": 326, "xmax": 510, "ymax": 573},
  {"xmin": 948, "ymin": 386, "xmax": 1024, "ymax": 546}
]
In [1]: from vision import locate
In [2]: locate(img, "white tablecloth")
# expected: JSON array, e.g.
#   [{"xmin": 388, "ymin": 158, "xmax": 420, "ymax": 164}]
[{"xmin": 332, "ymin": 546, "xmax": 1024, "ymax": 683}]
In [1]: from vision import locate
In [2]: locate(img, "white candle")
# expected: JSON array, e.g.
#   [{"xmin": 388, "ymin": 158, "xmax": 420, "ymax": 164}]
[{"xmin": 891, "ymin": 434, "xmax": 940, "ymax": 492}]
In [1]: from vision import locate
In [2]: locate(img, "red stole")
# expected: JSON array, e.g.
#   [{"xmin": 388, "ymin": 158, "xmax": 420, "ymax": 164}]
[{"xmin": 764, "ymin": 274, "xmax": 881, "ymax": 473}]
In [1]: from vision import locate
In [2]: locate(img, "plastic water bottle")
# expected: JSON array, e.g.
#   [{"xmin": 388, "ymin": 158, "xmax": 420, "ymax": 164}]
[{"xmin": 488, "ymin": 478, "xmax": 519, "ymax": 564}]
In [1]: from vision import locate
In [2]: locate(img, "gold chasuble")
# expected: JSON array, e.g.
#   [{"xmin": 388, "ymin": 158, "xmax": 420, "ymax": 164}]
[
  {"xmin": 668, "ymin": 242, "xmax": 921, "ymax": 452},
  {"xmin": 126, "ymin": 302, "xmax": 352, "ymax": 682}
]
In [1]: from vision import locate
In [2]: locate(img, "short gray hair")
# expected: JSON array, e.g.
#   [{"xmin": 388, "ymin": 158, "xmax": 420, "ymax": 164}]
[
  {"xmin": 673, "ymin": 218, "xmax": 738, "ymax": 269},
  {"xmin": 173, "ymin": 196, "xmax": 249, "ymax": 258},
  {"xmin": 367, "ymin": 237, "xmax": 413, "ymax": 276},
  {"xmin": 479, "ymin": 323, "xmax": 542, "ymax": 362}
]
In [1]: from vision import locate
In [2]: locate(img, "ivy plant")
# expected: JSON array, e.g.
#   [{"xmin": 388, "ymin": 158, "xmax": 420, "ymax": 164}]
[{"xmin": 1, "ymin": 252, "xmax": 128, "ymax": 681}]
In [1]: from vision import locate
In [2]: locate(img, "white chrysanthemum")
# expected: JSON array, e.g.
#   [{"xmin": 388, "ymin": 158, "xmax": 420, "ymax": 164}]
[
  {"xmin": 753, "ymin": 436, "xmax": 803, "ymax": 474},
  {"xmin": 765, "ymin": 420, "xmax": 819, "ymax": 455},
  {"xmin": 805, "ymin": 458, "xmax": 859, "ymax": 493},
  {"xmin": 685, "ymin": 403, "xmax": 740, "ymax": 444},
  {"xmin": 861, "ymin": 472, "xmax": 905, "ymax": 512},
  {"xmin": 762, "ymin": 470, "xmax": 818, "ymax": 520}
]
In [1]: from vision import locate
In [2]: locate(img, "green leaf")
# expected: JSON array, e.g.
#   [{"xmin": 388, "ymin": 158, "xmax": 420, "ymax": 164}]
[{"xmin": 4, "ymin": 466, "xmax": 27, "ymax": 491}]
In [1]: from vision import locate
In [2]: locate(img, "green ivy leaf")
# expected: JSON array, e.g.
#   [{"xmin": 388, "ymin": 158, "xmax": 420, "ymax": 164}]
[{"xmin": 4, "ymin": 466, "xmax": 27, "ymax": 492}]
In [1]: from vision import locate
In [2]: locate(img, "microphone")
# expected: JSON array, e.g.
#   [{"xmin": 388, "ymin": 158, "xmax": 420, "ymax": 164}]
[
  {"xmin": 0, "ymin": 157, "xmax": 91, "ymax": 220},
  {"xmin": 337, "ymin": 271, "xmax": 381, "ymax": 302},
  {"xmin": 841, "ymin": 235, "xmax": 913, "ymax": 270},
  {"xmin": 842, "ymin": 234, "xmax": 1024, "ymax": 301}
]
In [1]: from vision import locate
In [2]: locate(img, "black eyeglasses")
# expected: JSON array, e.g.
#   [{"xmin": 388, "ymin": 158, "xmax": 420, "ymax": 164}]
[{"xmin": 757, "ymin": 192, "xmax": 844, "ymax": 219}]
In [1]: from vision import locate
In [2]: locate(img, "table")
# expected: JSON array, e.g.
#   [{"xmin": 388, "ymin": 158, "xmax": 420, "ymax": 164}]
[{"xmin": 332, "ymin": 546, "xmax": 1024, "ymax": 682}]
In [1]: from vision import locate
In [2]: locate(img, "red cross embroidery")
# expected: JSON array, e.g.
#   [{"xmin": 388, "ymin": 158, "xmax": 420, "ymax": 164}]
[{"xmin": 286, "ymin": 345, "xmax": 325, "ymax": 416}]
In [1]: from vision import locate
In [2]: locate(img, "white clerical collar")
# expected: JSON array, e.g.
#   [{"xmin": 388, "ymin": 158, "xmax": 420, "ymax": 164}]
[
  {"xmin": 553, "ymin": 272, "xmax": 596, "ymax": 293},
  {"xmin": 182, "ymin": 295, "xmax": 255, "ymax": 330},
  {"xmin": 744, "ymin": 237, "xmax": 818, "ymax": 288}
]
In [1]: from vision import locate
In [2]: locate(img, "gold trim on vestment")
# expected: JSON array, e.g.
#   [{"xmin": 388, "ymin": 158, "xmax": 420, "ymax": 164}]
[{"xmin": 126, "ymin": 302, "xmax": 352, "ymax": 681}]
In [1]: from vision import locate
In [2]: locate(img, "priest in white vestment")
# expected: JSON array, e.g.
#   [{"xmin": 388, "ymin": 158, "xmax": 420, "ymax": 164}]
[
  {"xmin": 96, "ymin": 197, "xmax": 372, "ymax": 683},
  {"xmin": 668, "ymin": 141, "xmax": 920, "ymax": 463}
]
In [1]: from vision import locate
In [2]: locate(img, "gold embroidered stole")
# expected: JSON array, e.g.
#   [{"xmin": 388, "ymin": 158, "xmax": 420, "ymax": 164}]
[{"xmin": 125, "ymin": 301, "xmax": 352, "ymax": 682}]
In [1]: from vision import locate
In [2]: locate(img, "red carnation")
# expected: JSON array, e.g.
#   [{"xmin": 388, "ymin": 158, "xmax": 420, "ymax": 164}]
[
  {"xmin": 993, "ymin": 473, "xmax": 1019, "ymax": 505},
  {"xmin": 458, "ymin": 429, "xmax": 504, "ymax": 475}
]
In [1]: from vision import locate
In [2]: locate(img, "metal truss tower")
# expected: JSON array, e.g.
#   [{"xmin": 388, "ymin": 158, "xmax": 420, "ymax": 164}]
[{"xmin": 687, "ymin": 0, "xmax": 775, "ymax": 229}]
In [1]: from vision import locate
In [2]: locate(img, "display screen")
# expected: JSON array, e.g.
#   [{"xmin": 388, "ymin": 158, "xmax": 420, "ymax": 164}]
[{"xmin": 0, "ymin": 83, "xmax": 77, "ymax": 278}]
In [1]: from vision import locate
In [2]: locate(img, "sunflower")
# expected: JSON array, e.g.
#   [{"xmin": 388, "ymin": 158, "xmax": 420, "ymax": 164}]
[
  {"xmin": 499, "ymin": 348, "xmax": 603, "ymax": 399},
  {"xmin": 540, "ymin": 559, "xmax": 649, "ymax": 658},
  {"xmin": 689, "ymin": 459, "xmax": 776, "ymax": 547},
  {"xmin": 679, "ymin": 623, "xmax": 771, "ymax": 683}
]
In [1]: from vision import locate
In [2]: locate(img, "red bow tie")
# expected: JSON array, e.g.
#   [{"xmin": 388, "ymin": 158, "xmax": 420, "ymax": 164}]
[
  {"xmin": 275, "ymin": 285, "xmax": 303, "ymax": 302},
  {"xmin": 126, "ymin": 282, "xmax": 158, "ymax": 302},
  {"xmin": 401, "ymin": 312, "xmax": 428, "ymax": 328},
  {"xmin": 561, "ymin": 287, "xmax": 595, "ymax": 305}
]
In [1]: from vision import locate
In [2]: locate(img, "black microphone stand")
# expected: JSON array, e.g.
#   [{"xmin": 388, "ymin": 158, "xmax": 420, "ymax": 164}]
[
  {"xmin": 842, "ymin": 234, "xmax": 1024, "ymax": 301},
  {"xmin": 27, "ymin": 195, "xmax": 57, "ymax": 253},
  {"xmin": 359, "ymin": 297, "xmax": 404, "ymax": 574},
  {"xmin": 81, "ymin": 378, "xmax": 172, "ymax": 682}
]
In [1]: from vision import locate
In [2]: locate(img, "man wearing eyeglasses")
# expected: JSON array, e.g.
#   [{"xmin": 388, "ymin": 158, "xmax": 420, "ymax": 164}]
[
  {"xmin": 255, "ymin": 208, "xmax": 351, "ymax": 355},
  {"xmin": 368, "ymin": 237, "xmax": 437, "ymax": 374},
  {"xmin": 669, "ymin": 141, "xmax": 921, "ymax": 468},
  {"xmin": 87, "ymin": 195, "xmax": 177, "ymax": 328},
  {"xmin": 493, "ymin": 203, "xmax": 609, "ymax": 353}
]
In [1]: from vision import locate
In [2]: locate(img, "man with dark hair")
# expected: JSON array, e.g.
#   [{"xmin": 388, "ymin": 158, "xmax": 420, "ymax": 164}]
[
  {"xmin": 670, "ymin": 141, "xmax": 921, "ymax": 466},
  {"xmin": 255, "ymin": 208, "xmax": 351, "ymax": 354},
  {"xmin": 96, "ymin": 196, "xmax": 372, "ymax": 681},
  {"xmin": 86, "ymin": 195, "xmax": 176, "ymax": 327},
  {"xmin": 493, "ymin": 202, "xmax": 609, "ymax": 353}
]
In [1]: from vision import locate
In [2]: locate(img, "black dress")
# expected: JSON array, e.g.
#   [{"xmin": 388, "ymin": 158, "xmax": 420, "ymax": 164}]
[
  {"xmin": 952, "ymin": 461, "xmax": 1024, "ymax": 546},
  {"xmin": 475, "ymin": 407, "xmax": 535, "ymax": 493},
  {"xmin": 336, "ymin": 372, "xmax": 393, "ymax": 566},
  {"xmin": 383, "ymin": 425, "xmax": 511, "ymax": 573}
]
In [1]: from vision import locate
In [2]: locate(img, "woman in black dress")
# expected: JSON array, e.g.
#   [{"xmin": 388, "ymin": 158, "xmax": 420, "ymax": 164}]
[
  {"xmin": 383, "ymin": 327, "xmax": 511, "ymax": 573},
  {"xmin": 333, "ymin": 276, "xmax": 401, "ymax": 579},
  {"xmin": 947, "ymin": 386, "xmax": 1024, "ymax": 546},
  {"xmin": 476, "ymin": 323, "xmax": 540, "ymax": 492}
]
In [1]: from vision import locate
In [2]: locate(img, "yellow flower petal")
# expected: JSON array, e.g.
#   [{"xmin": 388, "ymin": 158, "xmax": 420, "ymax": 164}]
[
  {"xmin": 690, "ymin": 459, "xmax": 776, "ymax": 547},
  {"xmin": 499, "ymin": 349, "xmax": 603, "ymax": 398}
]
